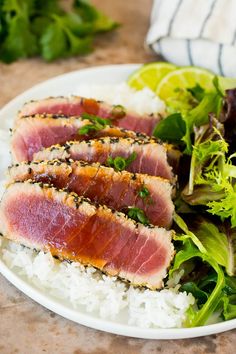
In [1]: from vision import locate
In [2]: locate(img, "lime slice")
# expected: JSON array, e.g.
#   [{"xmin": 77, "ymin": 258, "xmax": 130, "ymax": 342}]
[
  {"xmin": 127, "ymin": 62, "xmax": 176, "ymax": 91},
  {"xmin": 156, "ymin": 67, "xmax": 215, "ymax": 101},
  {"xmin": 219, "ymin": 76, "xmax": 236, "ymax": 91}
]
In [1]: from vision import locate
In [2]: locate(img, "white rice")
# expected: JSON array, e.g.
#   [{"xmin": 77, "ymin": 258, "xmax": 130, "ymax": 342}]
[
  {"xmin": 0, "ymin": 85, "xmax": 195, "ymax": 329},
  {"xmin": 0, "ymin": 239, "xmax": 194, "ymax": 328},
  {"xmin": 75, "ymin": 83, "xmax": 166, "ymax": 116}
]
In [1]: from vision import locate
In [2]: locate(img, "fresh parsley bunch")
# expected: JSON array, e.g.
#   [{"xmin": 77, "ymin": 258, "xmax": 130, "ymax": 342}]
[{"xmin": 0, "ymin": 0, "xmax": 118, "ymax": 63}]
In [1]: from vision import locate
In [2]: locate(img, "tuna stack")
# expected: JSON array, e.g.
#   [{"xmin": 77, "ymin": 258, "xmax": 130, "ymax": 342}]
[{"xmin": 0, "ymin": 95, "xmax": 178, "ymax": 289}]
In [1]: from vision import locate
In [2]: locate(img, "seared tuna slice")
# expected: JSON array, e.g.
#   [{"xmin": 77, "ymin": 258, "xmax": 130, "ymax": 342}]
[
  {"xmin": 11, "ymin": 114, "xmax": 145, "ymax": 162},
  {"xmin": 34, "ymin": 137, "xmax": 173, "ymax": 180},
  {"xmin": 18, "ymin": 96, "xmax": 161, "ymax": 135},
  {"xmin": 0, "ymin": 181, "xmax": 174, "ymax": 289},
  {"xmin": 8, "ymin": 160, "xmax": 174, "ymax": 228}
]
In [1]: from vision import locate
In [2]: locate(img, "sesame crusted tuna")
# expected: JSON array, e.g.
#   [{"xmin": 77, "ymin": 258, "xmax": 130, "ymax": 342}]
[
  {"xmin": 11, "ymin": 114, "xmax": 146, "ymax": 162},
  {"xmin": 0, "ymin": 181, "xmax": 175, "ymax": 289},
  {"xmin": 8, "ymin": 159, "xmax": 174, "ymax": 228},
  {"xmin": 34, "ymin": 137, "xmax": 174, "ymax": 180},
  {"xmin": 18, "ymin": 96, "xmax": 161, "ymax": 135}
]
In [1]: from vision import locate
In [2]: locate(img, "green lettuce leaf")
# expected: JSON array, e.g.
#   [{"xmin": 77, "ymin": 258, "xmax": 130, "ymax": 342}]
[
  {"xmin": 171, "ymin": 235, "xmax": 225, "ymax": 327},
  {"xmin": 194, "ymin": 221, "xmax": 236, "ymax": 276}
]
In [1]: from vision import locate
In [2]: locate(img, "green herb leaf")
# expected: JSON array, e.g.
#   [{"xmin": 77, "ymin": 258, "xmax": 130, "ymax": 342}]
[
  {"xmin": 153, "ymin": 113, "xmax": 186, "ymax": 143},
  {"xmin": 127, "ymin": 207, "xmax": 150, "ymax": 225},
  {"xmin": 0, "ymin": 0, "xmax": 118, "ymax": 63},
  {"xmin": 0, "ymin": 15, "xmax": 38, "ymax": 63},
  {"xmin": 74, "ymin": 0, "xmax": 119, "ymax": 33},
  {"xmin": 40, "ymin": 19, "xmax": 67, "ymax": 61}
]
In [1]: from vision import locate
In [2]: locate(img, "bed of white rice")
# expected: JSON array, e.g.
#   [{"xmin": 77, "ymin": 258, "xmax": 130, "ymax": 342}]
[{"xmin": 0, "ymin": 84, "xmax": 195, "ymax": 329}]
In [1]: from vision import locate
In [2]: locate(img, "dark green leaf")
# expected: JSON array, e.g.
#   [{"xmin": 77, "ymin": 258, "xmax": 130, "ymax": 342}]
[
  {"xmin": 127, "ymin": 207, "xmax": 150, "ymax": 225},
  {"xmin": 153, "ymin": 113, "xmax": 186, "ymax": 143},
  {"xmin": 59, "ymin": 12, "xmax": 93, "ymax": 37},
  {"xmin": 171, "ymin": 236, "xmax": 225, "ymax": 327},
  {"xmin": 31, "ymin": 16, "xmax": 52, "ymax": 37},
  {"xmin": 0, "ymin": 15, "xmax": 38, "ymax": 63},
  {"xmin": 73, "ymin": 0, "xmax": 98, "ymax": 22},
  {"xmin": 2, "ymin": 0, "xmax": 35, "ymax": 16},
  {"xmin": 40, "ymin": 20, "xmax": 67, "ymax": 61},
  {"xmin": 34, "ymin": 0, "xmax": 63, "ymax": 16},
  {"xmin": 181, "ymin": 282, "xmax": 208, "ymax": 305},
  {"xmin": 73, "ymin": 0, "xmax": 118, "ymax": 33},
  {"xmin": 224, "ymin": 276, "xmax": 236, "ymax": 295},
  {"xmin": 65, "ymin": 29, "xmax": 92, "ymax": 56}
]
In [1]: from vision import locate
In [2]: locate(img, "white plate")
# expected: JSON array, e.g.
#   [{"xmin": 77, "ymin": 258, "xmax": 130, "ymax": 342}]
[{"xmin": 0, "ymin": 64, "xmax": 236, "ymax": 339}]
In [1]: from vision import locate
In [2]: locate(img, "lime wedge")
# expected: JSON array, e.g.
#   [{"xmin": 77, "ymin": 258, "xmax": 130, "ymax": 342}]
[
  {"xmin": 127, "ymin": 62, "xmax": 176, "ymax": 91},
  {"xmin": 219, "ymin": 77, "xmax": 236, "ymax": 91},
  {"xmin": 156, "ymin": 67, "xmax": 215, "ymax": 101}
]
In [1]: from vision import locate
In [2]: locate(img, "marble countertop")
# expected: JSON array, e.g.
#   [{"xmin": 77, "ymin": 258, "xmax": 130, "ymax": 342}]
[{"xmin": 0, "ymin": 1, "xmax": 235, "ymax": 353}]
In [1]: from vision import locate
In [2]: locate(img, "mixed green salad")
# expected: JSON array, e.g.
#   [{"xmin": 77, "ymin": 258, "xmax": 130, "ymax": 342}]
[{"xmin": 128, "ymin": 63, "xmax": 236, "ymax": 327}]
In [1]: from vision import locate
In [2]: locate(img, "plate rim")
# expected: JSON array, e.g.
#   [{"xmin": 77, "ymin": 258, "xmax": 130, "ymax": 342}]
[{"xmin": 0, "ymin": 63, "xmax": 236, "ymax": 340}]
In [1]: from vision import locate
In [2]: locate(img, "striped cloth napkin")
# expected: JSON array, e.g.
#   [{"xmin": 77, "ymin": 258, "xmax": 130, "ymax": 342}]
[{"xmin": 146, "ymin": 0, "xmax": 236, "ymax": 77}]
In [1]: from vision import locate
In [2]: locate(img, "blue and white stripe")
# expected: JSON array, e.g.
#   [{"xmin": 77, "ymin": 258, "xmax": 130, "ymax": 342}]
[{"xmin": 147, "ymin": 0, "xmax": 236, "ymax": 77}]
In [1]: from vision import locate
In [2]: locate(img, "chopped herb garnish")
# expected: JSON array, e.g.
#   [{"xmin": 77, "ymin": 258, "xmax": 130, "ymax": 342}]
[
  {"xmin": 81, "ymin": 112, "xmax": 111, "ymax": 126},
  {"xmin": 78, "ymin": 113, "xmax": 112, "ymax": 135},
  {"xmin": 138, "ymin": 185, "xmax": 150, "ymax": 199},
  {"xmin": 111, "ymin": 104, "xmax": 126, "ymax": 119},
  {"xmin": 125, "ymin": 152, "xmax": 137, "ymax": 165},
  {"xmin": 127, "ymin": 207, "xmax": 150, "ymax": 225},
  {"xmin": 106, "ymin": 152, "xmax": 137, "ymax": 171},
  {"xmin": 0, "ymin": 0, "xmax": 118, "ymax": 63},
  {"xmin": 107, "ymin": 156, "xmax": 126, "ymax": 171},
  {"xmin": 138, "ymin": 185, "xmax": 154, "ymax": 205},
  {"xmin": 78, "ymin": 123, "xmax": 102, "ymax": 135}
]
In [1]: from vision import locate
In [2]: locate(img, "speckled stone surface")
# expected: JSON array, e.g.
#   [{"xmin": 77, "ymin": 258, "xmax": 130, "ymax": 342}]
[{"xmin": 0, "ymin": 1, "xmax": 235, "ymax": 353}]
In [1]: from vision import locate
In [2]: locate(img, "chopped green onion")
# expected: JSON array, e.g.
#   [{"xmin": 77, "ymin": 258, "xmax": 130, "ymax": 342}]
[
  {"xmin": 111, "ymin": 104, "xmax": 126, "ymax": 119},
  {"xmin": 113, "ymin": 157, "xmax": 126, "ymax": 171},
  {"xmin": 78, "ymin": 123, "xmax": 103, "ymax": 135},
  {"xmin": 81, "ymin": 112, "xmax": 111, "ymax": 126},
  {"xmin": 127, "ymin": 207, "xmax": 150, "ymax": 225},
  {"xmin": 106, "ymin": 152, "xmax": 137, "ymax": 171},
  {"xmin": 138, "ymin": 185, "xmax": 150, "ymax": 199},
  {"xmin": 125, "ymin": 152, "xmax": 137, "ymax": 166}
]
